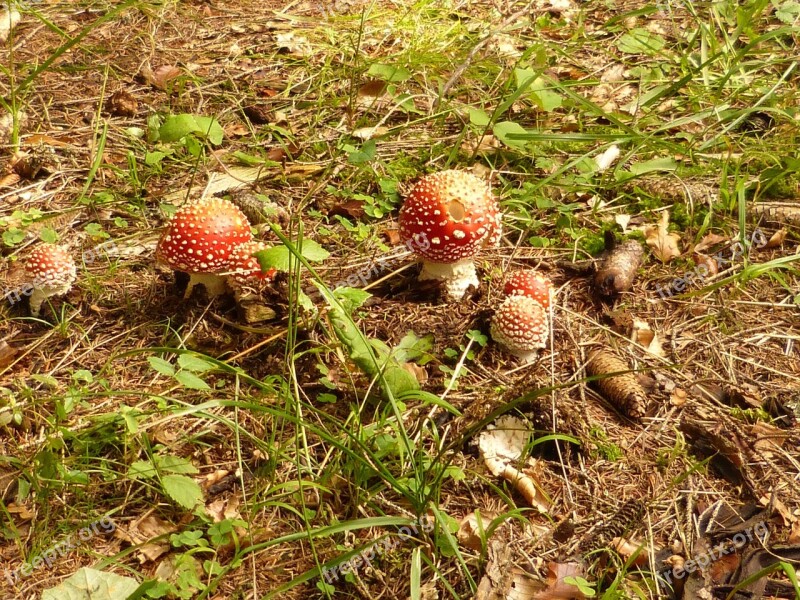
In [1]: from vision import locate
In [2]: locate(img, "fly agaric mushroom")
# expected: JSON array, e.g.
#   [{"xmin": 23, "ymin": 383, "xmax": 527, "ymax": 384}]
[
  {"xmin": 399, "ymin": 170, "xmax": 501, "ymax": 300},
  {"xmin": 156, "ymin": 198, "xmax": 253, "ymax": 298},
  {"xmin": 490, "ymin": 295, "xmax": 549, "ymax": 363},
  {"xmin": 503, "ymin": 270, "xmax": 553, "ymax": 310},
  {"xmin": 226, "ymin": 240, "xmax": 276, "ymax": 286},
  {"xmin": 24, "ymin": 244, "xmax": 77, "ymax": 315}
]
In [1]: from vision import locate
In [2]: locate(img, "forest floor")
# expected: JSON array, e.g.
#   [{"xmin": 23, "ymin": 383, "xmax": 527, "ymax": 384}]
[{"xmin": 1, "ymin": 0, "xmax": 800, "ymax": 599}]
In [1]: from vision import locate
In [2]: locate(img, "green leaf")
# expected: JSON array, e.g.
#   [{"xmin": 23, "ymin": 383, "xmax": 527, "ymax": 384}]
[
  {"xmin": 128, "ymin": 460, "xmax": 157, "ymax": 479},
  {"xmin": 348, "ymin": 139, "xmax": 377, "ymax": 164},
  {"xmin": 156, "ymin": 455, "xmax": 199, "ymax": 475},
  {"xmin": 367, "ymin": 63, "xmax": 411, "ymax": 82},
  {"xmin": 628, "ymin": 157, "xmax": 677, "ymax": 175},
  {"xmin": 493, "ymin": 121, "xmax": 528, "ymax": 149},
  {"xmin": 31, "ymin": 374, "xmax": 59, "ymax": 388},
  {"xmin": 616, "ymin": 28, "xmax": 666, "ymax": 55},
  {"xmin": 468, "ymin": 107, "xmax": 491, "ymax": 127},
  {"xmin": 148, "ymin": 356, "xmax": 175, "ymax": 377},
  {"xmin": 41, "ymin": 568, "xmax": 141, "ymax": 600},
  {"xmin": 2, "ymin": 228, "xmax": 25, "ymax": 246},
  {"xmin": 255, "ymin": 239, "xmax": 329, "ymax": 272},
  {"xmin": 174, "ymin": 371, "xmax": 210, "ymax": 390},
  {"xmin": 392, "ymin": 331, "xmax": 434, "ymax": 363},
  {"xmin": 177, "ymin": 354, "xmax": 215, "ymax": 374},
  {"xmin": 161, "ymin": 474, "xmax": 204, "ymax": 509},
  {"xmin": 39, "ymin": 228, "xmax": 59, "ymax": 243},
  {"xmin": 333, "ymin": 286, "xmax": 372, "ymax": 311},
  {"xmin": 513, "ymin": 69, "xmax": 562, "ymax": 111},
  {"xmin": 159, "ymin": 114, "xmax": 224, "ymax": 145}
]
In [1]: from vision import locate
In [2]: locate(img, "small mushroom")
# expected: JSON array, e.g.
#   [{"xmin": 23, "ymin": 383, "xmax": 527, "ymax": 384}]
[
  {"xmin": 490, "ymin": 295, "xmax": 549, "ymax": 363},
  {"xmin": 503, "ymin": 270, "xmax": 553, "ymax": 310},
  {"xmin": 398, "ymin": 170, "xmax": 501, "ymax": 300},
  {"xmin": 24, "ymin": 244, "xmax": 77, "ymax": 315},
  {"xmin": 156, "ymin": 198, "xmax": 253, "ymax": 298},
  {"xmin": 226, "ymin": 240, "xmax": 276, "ymax": 287}
]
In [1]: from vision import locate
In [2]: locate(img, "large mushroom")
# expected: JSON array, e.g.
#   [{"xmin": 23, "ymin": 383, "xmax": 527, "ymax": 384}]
[
  {"xmin": 156, "ymin": 198, "xmax": 253, "ymax": 298},
  {"xmin": 398, "ymin": 170, "xmax": 501, "ymax": 300},
  {"xmin": 24, "ymin": 244, "xmax": 77, "ymax": 315},
  {"xmin": 490, "ymin": 295, "xmax": 549, "ymax": 364},
  {"xmin": 503, "ymin": 270, "xmax": 553, "ymax": 310}
]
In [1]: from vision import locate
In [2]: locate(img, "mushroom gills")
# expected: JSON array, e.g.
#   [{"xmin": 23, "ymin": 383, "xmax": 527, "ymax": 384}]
[{"xmin": 419, "ymin": 258, "xmax": 479, "ymax": 300}]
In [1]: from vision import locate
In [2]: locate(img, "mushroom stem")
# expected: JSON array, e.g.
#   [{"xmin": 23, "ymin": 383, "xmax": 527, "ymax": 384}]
[
  {"xmin": 419, "ymin": 258, "xmax": 478, "ymax": 300},
  {"xmin": 508, "ymin": 348, "xmax": 540, "ymax": 365},
  {"xmin": 184, "ymin": 272, "xmax": 228, "ymax": 299}
]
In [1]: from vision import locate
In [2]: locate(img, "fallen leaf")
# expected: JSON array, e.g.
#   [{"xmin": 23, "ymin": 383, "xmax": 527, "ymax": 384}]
[
  {"xmin": 243, "ymin": 105, "xmax": 272, "ymax": 125},
  {"xmin": 764, "ymin": 228, "xmax": 787, "ymax": 249},
  {"xmin": 615, "ymin": 213, "xmax": 632, "ymax": 232},
  {"xmin": 140, "ymin": 65, "xmax": 182, "ymax": 90},
  {"xmin": 458, "ymin": 511, "xmax": 497, "ymax": 551},
  {"xmin": 115, "ymin": 514, "xmax": 174, "ymax": 563},
  {"xmin": 358, "ymin": 80, "xmax": 388, "ymax": 97},
  {"xmin": 645, "ymin": 211, "xmax": 681, "ymax": 263},
  {"xmin": 0, "ymin": 340, "xmax": 19, "ymax": 368},
  {"xmin": 693, "ymin": 232, "xmax": 727, "ymax": 253},
  {"xmin": 630, "ymin": 318, "xmax": 664, "ymax": 357},
  {"xmin": 352, "ymin": 125, "xmax": 389, "ymax": 140},
  {"xmin": 224, "ymin": 122, "xmax": 250, "ymax": 137},
  {"xmin": 329, "ymin": 200, "xmax": 366, "ymax": 220},
  {"xmin": 533, "ymin": 562, "xmax": 588, "ymax": 599},
  {"xmin": 611, "ymin": 537, "xmax": 650, "ymax": 567},
  {"xmin": 0, "ymin": 172, "xmax": 20, "ymax": 188},
  {"xmin": 381, "ymin": 228, "xmax": 402, "ymax": 245},
  {"xmin": 694, "ymin": 253, "xmax": 719, "ymax": 276},
  {"xmin": 275, "ymin": 31, "xmax": 312, "ymax": 55}
]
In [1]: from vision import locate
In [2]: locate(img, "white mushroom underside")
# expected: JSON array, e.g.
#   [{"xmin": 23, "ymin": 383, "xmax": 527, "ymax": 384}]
[
  {"xmin": 29, "ymin": 282, "xmax": 73, "ymax": 316},
  {"xmin": 419, "ymin": 258, "xmax": 479, "ymax": 300},
  {"xmin": 184, "ymin": 272, "xmax": 229, "ymax": 299}
]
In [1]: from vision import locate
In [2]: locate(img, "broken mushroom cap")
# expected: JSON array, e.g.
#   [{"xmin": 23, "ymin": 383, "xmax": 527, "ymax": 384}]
[
  {"xmin": 398, "ymin": 170, "xmax": 501, "ymax": 300},
  {"xmin": 490, "ymin": 295, "xmax": 549, "ymax": 364},
  {"xmin": 503, "ymin": 270, "xmax": 552, "ymax": 310},
  {"xmin": 24, "ymin": 244, "xmax": 77, "ymax": 315},
  {"xmin": 226, "ymin": 240, "xmax": 276, "ymax": 286},
  {"xmin": 156, "ymin": 198, "xmax": 253, "ymax": 298}
]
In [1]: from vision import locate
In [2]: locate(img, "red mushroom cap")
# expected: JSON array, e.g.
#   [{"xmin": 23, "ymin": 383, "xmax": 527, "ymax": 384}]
[
  {"xmin": 156, "ymin": 198, "xmax": 252, "ymax": 274},
  {"xmin": 490, "ymin": 295, "xmax": 549, "ymax": 358},
  {"xmin": 23, "ymin": 244, "xmax": 77, "ymax": 314},
  {"xmin": 24, "ymin": 244, "xmax": 76, "ymax": 288},
  {"xmin": 503, "ymin": 270, "xmax": 552, "ymax": 310},
  {"xmin": 398, "ymin": 170, "xmax": 501, "ymax": 263},
  {"xmin": 227, "ymin": 241, "xmax": 276, "ymax": 285}
]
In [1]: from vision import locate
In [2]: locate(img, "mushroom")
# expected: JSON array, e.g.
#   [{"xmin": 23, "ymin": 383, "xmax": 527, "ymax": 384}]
[
  {"xmin": 398, "ymin": 170, "xmax": 501, "ymax": 300},
  {"xmin": 156, "ymin": 198, "xmax": 253, "ymax": 298},
  {"xmin": 226, "ymin": 240, "xmax": 276, "ymax": 287},
  {"xmin": 503, "ymin": 270, "xmax": 553, "ymax": 310},
  {"xmin": 489, "ymin": 295, "xmax": 549, "ymax": 363},
  {"xmin": 24, "ymin": 244, "xmax": 77, "ymax": 315}
]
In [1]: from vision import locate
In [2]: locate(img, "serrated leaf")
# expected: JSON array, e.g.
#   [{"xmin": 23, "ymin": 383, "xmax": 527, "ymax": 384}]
[
  {"xmin": 367, "ymin": 63, "xmax": 411, "ymax": 82},
  {"xmin": 617, "ymin": 28, "xmax": 666, "ymax": 55},
  {"xmin": 41, "ymin": 567, "xmax": 142, "ymax": 600},
  {"xmin": 175, "ymin": 371, "xmax": 211, "ymax": 390},
  {"xmin": 39, "ymin": 228, "xmax": 59, "ymax": 243},
  {"xmin": 493, "ymin": 121, "xmax": 528, "ymax": 149},
  {"xmin": 177, "ymin": 354, "xmax": 215, "ymax": 373},
  {"xmin": 157, "ymin": 455, "xmax": 199, "ymax": 474},
  {"xmin": 348, "ymin": 139, "xmax": 376, "ymax": 164},
  {"xmin": 255, "ymin": 240, "xmax": 329, "ymax": 272},
  {"xmin": 148, "ymin": 356, "xmax": 175, "ymax": 377},
  {"xmin": 161, "ymin": 474, "xmax": 204, "ymax": 509},
  {"xmin": 128, "ymin": 460, "xmax": 157, "ymax": 479}
]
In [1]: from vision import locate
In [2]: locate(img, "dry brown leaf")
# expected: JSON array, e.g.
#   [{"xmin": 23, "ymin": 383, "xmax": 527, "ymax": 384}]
[
  {"xmin": 457, "ymin": 511, "xmax": 497, "ymax": 551},
  {"xmin": 0, "ymin": 340, "xmax": 19, "ymax": 368},
  {"xmin": 533, "ymin": 562, "xmax": 588, "ymax": 600},
  {"xmin": 224, "ymin": 123, "xmax": 250, "ymax": 137},
  {"xmin": 764, "ymin": 228, "xmax": 787, "ymax": 249},
  {"xmin": 789, "ymin": 520, "xmax": 800, "ymax": 544},
  {"xmin": 115, "ymin": 514, "xmax": 175, "ymax": 563},
  {"xmin": 751, "ymin": 422, "xmax": 789, "ymax": 452},
  {"xmin": 630, "ymin": 318, "xmax": 664, "ymax": 357},
  {"xmin": 329, "ymin": 200, "xmax": 366, "ymax": 220},
  {"xmin": 243, "ymin": 105, "xmax": 272, "ymax": 124},
  {"xmin": 352, "ymin": 125, "xmax": 389, "ymax": 140},
  {"xmin": 358, "ymin": 80, "xmax": 388, "ymax": 97},
  {"xmin": 141, "ymin": 65, "xmax": 182, "ymax": 90},
  {"xmin": 105, "ymin": 90, "xmax": 138, "ymax": 117},
  {"xmin": 693, "ymin": 232, "xmax": 727, "ymax": 253},
  {"xmin": 381, "ymin": 228, "xmax": 402, "ymax": 245},
  {"xmin": 0, "ymin": 172, "xmax": 20, "ymax": 188},
  {"xmin": 694, "ymin": 253, "xmax": 719, "ymax": 276},
  {"xmin": 611, "ymin": 537, "xmax": 650, "ymax": 567},
  {"xmin": 206, "ymin": 495, "xmax": 242, "ymax": 524},
  {"xmin": 645, "ymin": 211, "xmax": 681, "ymax": 263}
]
